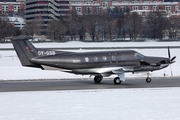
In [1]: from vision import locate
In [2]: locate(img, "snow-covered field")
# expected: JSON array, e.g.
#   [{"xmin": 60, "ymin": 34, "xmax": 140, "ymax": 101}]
[
  {"xmin": 1, "ymin": 88, "xmax": 180, "ymax": 120},
  {"xmin": 0, "ymin": 41, "xmax": 180, "ymax": 120}
]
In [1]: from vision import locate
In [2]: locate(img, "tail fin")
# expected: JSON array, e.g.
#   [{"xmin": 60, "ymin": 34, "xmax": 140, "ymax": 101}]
[{"xmin": 11, "ymin": 35, "xmax": 41, "ymax": 68}]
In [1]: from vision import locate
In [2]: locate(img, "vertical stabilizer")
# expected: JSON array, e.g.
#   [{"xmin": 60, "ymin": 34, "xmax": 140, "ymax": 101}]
[{"xmin": 11, "ymin": 35, "xmax": 41, "ymax": 68}]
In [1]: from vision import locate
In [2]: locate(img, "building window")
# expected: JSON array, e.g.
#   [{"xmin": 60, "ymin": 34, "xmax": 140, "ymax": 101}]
[
  {"xmin": 86, "ymin": 7, "xmax": 92, "ymax": 14},
  {"xmin": 122, "ymin": 1, "xmax": 127, "ymax": 3},
  {"xmin": 143, "ymin": 6, "xmax": 148, "ymax": 10},
  {"xmin": 153, "ymin": 6, "xmax": 158, "ymax": 10},
  {"xmin": 76, "ymin": 7, "xmax": 82, "ymax": 13},
  {"xmin": 75, "ymin": 2, "xmax": 81, "ymax": 4},
  {"xmin": 132, "ymin": 0, "xmax": 138, "ymax": 3},
  {"xmin": 85, "ymin": 2, "xmax": 91, "ymax": 4},
  {"xmin": 132, "ymin": 6, "xmax": 138, "ymax": 10},
  {"xmin": 176, "ymin": 6, "xmax": 179, "ymax": 10},
  {"xmin": 97, "ymin": 7, "xmax": 102, "ymax": 14},
  {"xmin": 102, "ymin": 2, "xmax": 108, "ymax": 7},
  {"xmin": 144, "ymin": 0, "xmax": 150, "ymax": 3},
  {"xmin": 165, "ymin": 6, "xmax": 171, "ymax": 11}
]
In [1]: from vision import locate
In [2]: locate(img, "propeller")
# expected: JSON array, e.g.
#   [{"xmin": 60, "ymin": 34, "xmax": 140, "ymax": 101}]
[{"xmin": 168, "ymin": 46, "xmax": 176, "ymax": 76}]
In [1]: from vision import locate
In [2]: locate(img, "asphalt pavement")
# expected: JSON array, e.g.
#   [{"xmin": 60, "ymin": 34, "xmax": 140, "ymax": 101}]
[{"xmin": 0, "ymin": 77, "xmax": 180, "ymax": 92}]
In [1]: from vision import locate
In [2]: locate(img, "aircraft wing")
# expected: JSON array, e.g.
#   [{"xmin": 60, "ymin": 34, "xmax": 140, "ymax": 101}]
[{"xmin": 87, "ymin": 67, "xmax": 128, "ymax": 77}]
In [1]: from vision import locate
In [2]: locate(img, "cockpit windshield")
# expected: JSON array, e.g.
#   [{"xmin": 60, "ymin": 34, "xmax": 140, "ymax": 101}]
[{"xmin": 134, "ymin": 52, "xmax": 144, "ymax": 59}]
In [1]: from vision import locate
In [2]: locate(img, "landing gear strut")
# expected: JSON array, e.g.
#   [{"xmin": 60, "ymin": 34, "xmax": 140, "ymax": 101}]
[
  {"xmin": 94, "ymin": 76, "xmax": 103, "ymax": 83},
  {"xmin": 114, "ymin": 77, "xmax": 122, "ymax": 85}
]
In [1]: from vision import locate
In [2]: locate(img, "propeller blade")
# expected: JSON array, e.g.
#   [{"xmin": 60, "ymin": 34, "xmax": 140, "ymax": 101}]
[
  {"xmin": 170, "ymin": 64, "xmax": 173, "ymax": 77},
  {"xmin": 171, "ymin": 56, "xmax": 176, "ymax": 62},
  {"xmin": 168, "ymin": 46, "xmax": 171, "ymax": 59},
  {"xmin": 168, "ymin": 46, "xmax": 174, "ymax": 77}
]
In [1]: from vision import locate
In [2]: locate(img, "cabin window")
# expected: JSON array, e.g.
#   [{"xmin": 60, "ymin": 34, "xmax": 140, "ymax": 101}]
[
  {"xmin": 103, "ymin": 56, "xmax": 107, "ymax": 61},
  {"xmin": 112, "ymin": 55, "xmax": 116, "ymax": 61},
  {"xmin": 85, "ymin": 57, "xmax": 89, "ymax": 62},
  {"xmin": 135, "ymin": 53, "xmax": 144, "ymax": 59},
  {"xmin": 121, "ymin": 55, "xmax": 126, "ymax": 60},
  {"xmin": 94, "ymin": 56, "xmax": 98, "ymax": 62}
]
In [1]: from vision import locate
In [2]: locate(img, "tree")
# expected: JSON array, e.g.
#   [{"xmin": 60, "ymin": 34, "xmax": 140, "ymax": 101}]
[
  {"xmin": 0, "ymin": 17, "xmax": 20, "ymax": 42},
  {"xmin": 23, "ymin": 17, "xmax": 42, "ymax": 36},
  {"xmin": 124, "ymin": 12, "xmax": 142, "ymax": 41},
  {"xmin": 145, "ymin": 10, "xmax": 168, "ymax": 40},
  {"xmin": 103, "ymin": 13, "xmax": 115, "ymax": 41},
  {"xmin": 67, "ymin": 11, "xmax": 80, "ymax": 40},
  {"xmin": 168, "ymin": 16, "xmax": 180, "ymax": 39},
  {"xmin": 116, "ymin": 15, "xmax": 126, "ymax": 40},
  {"xmin": 46, "ymin": 19, "xmax": 67, "ymax": 41},
  {"xmin": 86, "ymin": 15, "xmax": 100, "ymax": 41}
]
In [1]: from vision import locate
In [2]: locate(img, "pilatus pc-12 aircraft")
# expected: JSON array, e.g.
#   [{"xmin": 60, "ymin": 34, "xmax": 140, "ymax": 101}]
[{"xmin": 11, "ymin": 35, "xmax": 176, "ymax": 84}]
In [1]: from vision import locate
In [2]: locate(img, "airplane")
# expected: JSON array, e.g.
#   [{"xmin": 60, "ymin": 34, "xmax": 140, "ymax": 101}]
[{"xmin": 11, "ymin": 35, "xmax": 176, "ymax": 84}]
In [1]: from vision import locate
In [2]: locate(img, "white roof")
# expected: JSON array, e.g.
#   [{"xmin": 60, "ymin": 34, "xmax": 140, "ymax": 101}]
[{"xmin": 7, "ymin": 16, "xmax": 25, "ymax": 23}]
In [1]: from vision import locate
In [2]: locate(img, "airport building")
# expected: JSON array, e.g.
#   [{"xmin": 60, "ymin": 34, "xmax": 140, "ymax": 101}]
[
  {"xmin": 7, "ymin": 16, "xmax": 25, "ymax": 29},
  {"xmin": 25, "ymin": 0, "xmax": 69, "ymax": 34},
  {"xmin": 23, "ymin": 0, "xmax": 180, "ymax": 35},
  {"xmin": 70, "ymin": 0, "xmax": 180, "ymax": 16},
  {"xmin": 25, "ymin": 0, "xmax": 180, "ymax": 21},
  {"xmin": 0, "ymin": 1, "xmax": 25, "ymax": 13}
]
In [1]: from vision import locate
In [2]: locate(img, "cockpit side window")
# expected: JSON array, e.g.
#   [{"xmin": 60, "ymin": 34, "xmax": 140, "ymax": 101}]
[{"xmin": 135, "ymin": 53, "xmax": 144, "ymax": 59}]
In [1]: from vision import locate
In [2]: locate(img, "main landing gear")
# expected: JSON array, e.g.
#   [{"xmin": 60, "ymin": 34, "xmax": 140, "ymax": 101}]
[
  {"xmin": 94, "ymin": 76, "xmax": 123, "ymax": 84},
  {"xmin": 94, "ymin": 76, "xmax": 103, "ymax": 83}
]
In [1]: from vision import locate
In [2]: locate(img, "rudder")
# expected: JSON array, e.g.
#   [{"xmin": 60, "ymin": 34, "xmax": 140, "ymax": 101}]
[{"xmin": 11, "ymin": 35, "xmax": 41, "ymax": 68}]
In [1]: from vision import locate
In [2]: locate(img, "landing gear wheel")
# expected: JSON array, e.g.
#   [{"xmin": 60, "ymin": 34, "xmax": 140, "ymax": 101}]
[
  {"xmin": 146, "ymin": 77, "xmax": 151, "ymax": 83},
  {"xmin": 94, "ymin": 76, "xmax": 103, "ymax": 84},
  {"xmin": 114, "ymin": 77, "xmax": 121, "ymax": 85}
]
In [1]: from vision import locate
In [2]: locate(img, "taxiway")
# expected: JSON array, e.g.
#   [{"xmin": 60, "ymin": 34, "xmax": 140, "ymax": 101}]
[{"xmin": 0, "ymin": 77, "xmax": 180, "ymax": 92}]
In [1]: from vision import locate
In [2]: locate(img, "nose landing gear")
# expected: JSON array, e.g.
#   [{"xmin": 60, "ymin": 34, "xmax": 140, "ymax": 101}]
[
  {"xmin": 146, "ymin": 73, "xmax": 151, "ymax": 83},
  {"xmin": 146, "ymin": 77, "xmax": 151, "ymax": 83}
]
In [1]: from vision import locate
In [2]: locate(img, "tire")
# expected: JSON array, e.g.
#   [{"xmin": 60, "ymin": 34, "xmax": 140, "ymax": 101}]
[
  {"xmin": 94, "ymin": 76, "xmax": 103, "ymax": 83},
  {"xmin": 146, "ymin": 77, "xmax": 151, "ymax": 83},
  {"xmin": 114, "ymin": 77, "xmax": 121, "ymax": 85}
]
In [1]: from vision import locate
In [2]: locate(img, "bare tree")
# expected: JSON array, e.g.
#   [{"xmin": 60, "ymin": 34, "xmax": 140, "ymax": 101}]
[
  {"xmin": 116, "ymin": 16, "xmax": 126, "ymax": 40},
  {"xmin": 23, "ymin": 17, "xmax": 42, "ymax": 36},
  {"xmin": 46, "ymin": 19, "xmax": 67, "ymax": 41},
  {"xmin": 77, "ymin": 15, "xmax": 87, "ymax": 41},
  {"xmin": 103, "ymin": 13, "xmax": 115, "ymax": 41},
  {"xmin": 168, "ymin": 16, "xmax": 180, "ymax": 39},
  {"xmin": 86, "ymin": 15, "xmax": 99, "ymax": 41},
  {"xmin": 67, "ymin": 11, "xmax": 80, "ymax": 40},
  {"xmin": 0, "ymin": 17, "xmax": 20, "ymax": 42},
  {"xmin": 145, "ymin": 10, "xmax": 168, "ymax": 40},
  {"xmin": 124, "ymin": 12, "xmax": 142, "ymax": 41}
]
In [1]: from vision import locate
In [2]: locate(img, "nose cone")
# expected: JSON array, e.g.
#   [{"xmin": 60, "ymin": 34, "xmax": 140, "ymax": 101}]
[{"xmin": 160, "ymin": 58, "xmax": 171, "ymax": 64}]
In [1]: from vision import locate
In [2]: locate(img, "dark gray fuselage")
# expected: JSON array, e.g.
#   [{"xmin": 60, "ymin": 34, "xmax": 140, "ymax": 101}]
[{"xmin": 31, "ymin": 50, "xmax": 169, "ymax": 75}]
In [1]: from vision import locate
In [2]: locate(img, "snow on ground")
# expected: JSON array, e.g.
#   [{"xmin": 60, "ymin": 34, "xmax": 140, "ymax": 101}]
[
  {"xmin": 0, "ymin": 88, "xmax": 180, "ymax": 120},
  {"xmin": 0, "ymin": 40, "xmax": 180, "ymax": 49},
  {"xmin": 0, "ymin": 41, "xmax": 180, "ymax": 80}
]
